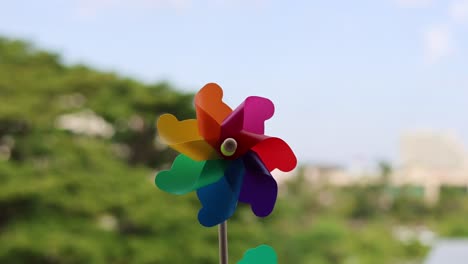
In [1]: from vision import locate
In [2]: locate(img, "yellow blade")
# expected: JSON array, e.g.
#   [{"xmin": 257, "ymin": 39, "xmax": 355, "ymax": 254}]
[{"xmin": 157, "ymin": 114, "xmax": 219, "ymax": 161}]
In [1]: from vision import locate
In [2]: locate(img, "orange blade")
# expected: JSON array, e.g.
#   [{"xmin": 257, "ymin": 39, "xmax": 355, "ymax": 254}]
[{"xmin": 195, "ymin": 83, "xmax": 232, "ymax": 147}]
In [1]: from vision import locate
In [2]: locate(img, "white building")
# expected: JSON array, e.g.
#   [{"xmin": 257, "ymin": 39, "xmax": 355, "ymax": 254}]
[{"xmin": 391, "ymin": 131, "xmax": 468, "ymax": 203}]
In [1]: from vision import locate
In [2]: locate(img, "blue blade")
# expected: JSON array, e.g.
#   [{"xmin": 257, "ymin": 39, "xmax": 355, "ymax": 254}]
[{"xmin": 196, "ymin": 158, "xmax": 245, "ymax": 227}]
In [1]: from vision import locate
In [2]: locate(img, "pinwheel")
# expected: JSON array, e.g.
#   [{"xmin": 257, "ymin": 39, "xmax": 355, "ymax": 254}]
[{"xmin": 155, "ymin": 83, "xmax": 297, "ymax": 227}]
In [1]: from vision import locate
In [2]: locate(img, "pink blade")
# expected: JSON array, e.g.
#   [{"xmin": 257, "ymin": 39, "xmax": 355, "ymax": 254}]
[{"xmin": 222, "ymin": 96, "xmax": 274, "ymax": 136}]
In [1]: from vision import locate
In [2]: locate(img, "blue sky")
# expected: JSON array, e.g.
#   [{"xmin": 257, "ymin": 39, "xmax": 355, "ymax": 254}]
[{"xmin": 1, "ymin": 0, "xmax": 468, "ymax": 166}]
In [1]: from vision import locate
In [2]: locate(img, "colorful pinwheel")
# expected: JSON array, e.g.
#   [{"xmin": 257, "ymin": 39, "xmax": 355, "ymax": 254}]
[{"xmin": 155, "ymin": 83, "xmax": 297, "ymax": 227}]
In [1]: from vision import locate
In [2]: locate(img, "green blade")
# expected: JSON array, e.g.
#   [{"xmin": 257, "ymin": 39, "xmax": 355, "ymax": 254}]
[
  {"xmin": 155, "ymin": 154, "xmax": 229, "ymax": 195},
  {"xmin": 238, "ymin": 245, "xmax": 278, "ymax": 264}
]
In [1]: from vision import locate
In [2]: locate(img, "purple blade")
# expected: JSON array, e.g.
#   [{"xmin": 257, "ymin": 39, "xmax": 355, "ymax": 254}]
[{"xmin": 239, "ymin": 151, "xmax": 278, "ymax": 217}]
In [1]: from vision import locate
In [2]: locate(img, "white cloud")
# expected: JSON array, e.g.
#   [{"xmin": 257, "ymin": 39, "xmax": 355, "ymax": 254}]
[
  {"xmin": 75, "ymin": 0, "xmax": 191, "ymax": 17},
  {"xmin": 211, "ymin": 0, "xmax": 267, "ymax": 9},
  {"xmin": 449, "ymin": 0, "xmax": 468, "ymax": 23},
  {"xmin": 395, "ymin": 0, "xmax": 432, "ymax": 8},
  {"xmin": 423, "ymin": 25, "xmax": 454, "ymax": 64},
  {"xmin": 75, "ymin": 0, "xmax": 266, "ymax": 17}
]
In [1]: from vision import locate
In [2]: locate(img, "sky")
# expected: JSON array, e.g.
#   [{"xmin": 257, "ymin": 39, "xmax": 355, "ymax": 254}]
[{"xmin": 1, "ymin": 0, "xmax": 468, "ymax": 167}]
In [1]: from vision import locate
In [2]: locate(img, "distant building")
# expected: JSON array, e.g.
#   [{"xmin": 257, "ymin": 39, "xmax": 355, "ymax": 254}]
[
  {"xmin": 391, "ymin": 131, "xmax": 468, "ymax": 203},
  {"xmin": 276, "ymin": 153, "xmax": 384, "ymax": 187},
  {"xmin": 271, "ymin": 169, "xmax": 297, "ymax": 185},
  {"xmin": 280, "ymin": 162, "xmax": 377, "ymax": 188},
  {"xmin": 400, "ymin": 131, "xmax": 467, "ymax": 170},
  {"xmin": 303, "ymin": 164, "xmax": 351, "ymax": 187},
  {"xmin": 425, "ymin": 240, "xmax": 468, "ymax": 264},
  {"xmin": 273, "ymin": 164, "xmax": 352, "ymax": 191},
  {"xmin": 277, "ymin": 131, "xmax": 468, "ymax": 203}
]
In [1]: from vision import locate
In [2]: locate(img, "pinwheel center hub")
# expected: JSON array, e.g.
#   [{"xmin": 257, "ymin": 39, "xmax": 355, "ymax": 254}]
[{"xmin": 220, "ymin": 138, "xmax": 237, "ymax": 157}]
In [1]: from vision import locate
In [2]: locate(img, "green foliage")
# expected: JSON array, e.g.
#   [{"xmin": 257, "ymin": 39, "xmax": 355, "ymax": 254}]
[{"xmin": 0, "ymin": 37, "xmax": 466, "ymax": 263}]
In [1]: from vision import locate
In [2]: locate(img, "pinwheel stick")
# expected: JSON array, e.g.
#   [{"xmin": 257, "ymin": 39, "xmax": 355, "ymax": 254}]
[{"xmin": 218, "ymin": 221, "xmax": 229, "ymax": 264}]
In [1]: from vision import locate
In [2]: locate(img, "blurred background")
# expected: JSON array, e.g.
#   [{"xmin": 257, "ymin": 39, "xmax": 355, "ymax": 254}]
[{"xmin": 1, "ymin": 0, "xmax": 468, "ymax": 263}]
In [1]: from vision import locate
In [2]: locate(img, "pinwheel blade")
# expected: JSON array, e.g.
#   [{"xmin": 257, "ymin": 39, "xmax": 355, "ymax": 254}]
[
  {"xmin": 195, "ymin": 83, "xmax": 232, "ymax": 147},
  {"xmin": 252, "ymin": 137, "xmax": 297, "ymax": 172},
  {"xmin": 222, "ymin": 96, "xmax": 274, "ymax": 135},
  {"xmin": 239, "ymin": 151, "xmax": 278, "ymax": 217},
  {"xmin": 155, "ymin": 154, "xmax": 229, "ymax": 195},
  {"xmin": 196, "ymin": 158, "xmax": 245, "ymax": 227},
  {"xmin": 157, "ymin": 114, "xmax": 219, "ymax": 161},
  {"xmin": 237, "ymin": 245, "xmax": 278, "ymax": 264}
]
